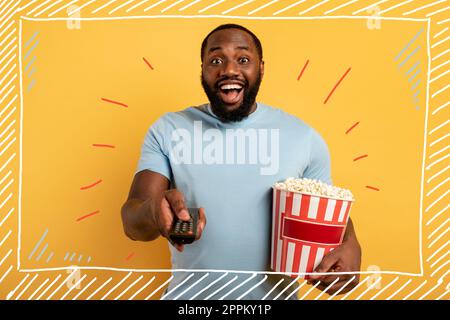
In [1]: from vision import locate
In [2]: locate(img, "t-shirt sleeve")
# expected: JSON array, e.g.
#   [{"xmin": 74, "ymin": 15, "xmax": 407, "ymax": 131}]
[
  {"xmin": 136, "ymin": 116, "xmax": 172, "ymax": 181},
  {"xmin": 302, "ymin": 128, "xmax": 332, "ymax": 185}
]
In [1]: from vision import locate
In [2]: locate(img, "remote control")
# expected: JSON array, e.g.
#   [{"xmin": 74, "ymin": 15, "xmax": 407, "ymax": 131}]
[{"xmin": 169, "ymin": 208, "xmax": 199, "ymax": 245}]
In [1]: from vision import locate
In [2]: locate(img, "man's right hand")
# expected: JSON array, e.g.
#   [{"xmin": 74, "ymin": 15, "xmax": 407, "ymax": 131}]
[{"xmin": 159, "ymin": 189, "xmax": 207, "ymax": 252}]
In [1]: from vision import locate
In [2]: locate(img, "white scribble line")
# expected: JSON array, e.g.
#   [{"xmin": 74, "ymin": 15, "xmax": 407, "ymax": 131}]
[
  {"xmin": 0, "ymin": 265, "xmax": 13, "ymax": 283},
  {"xmin": 430, "ymin": 250, "xmax": 450, "ymax": 268},
  {"xmin": 418, "ymin": 280, "xmax": 443, "ymax": 299},
  {"xmin": 430, "ymin": 260, "xmax": 450, "ymax": 278},
  {"xmin": 425, "ymin": 189, "xmax": 449, "ymax": 213},
  {"xmin": 204, "ymin": 275, "xmax": 238, "ymax": 300},
  {"xmin": 128, "ymin": 276, "xmax": 156, "ymax": 300},
  {"xmin": 426, "ymin": 177, "xmax": 449, "ymax": 197},
  {"xmin": 72, "ymin": 277, "xmax": 97, "ymax": 300},
  {"xmin": 189, "ymin": 272, "xmax": 228, "ymax": 300},
  {"xmin": 0, "ymin": 193, "xmax": 13, "ymax": 210},
  {"xmin": 0, "ymin": 207, "xmax": 14, "ymax": 228},
  {"xmin": 145, "ymin": 275, "xmax": 173, "ymax": 300},
  {"xmin": 298, "ymin": 280, "xmax": 320, "ymax": 300},
  {"xmin": 432, "ymin": 48, "xmax": 450, "ymax": 61},
  {"xmin": 28, "ymin": 278, "xmax": 49, "ymax": 300},
  {"xmin": 327, "ymin": 275, "xmax": 357, "ymax": 300},
  {"xmin": 0, "ymin": 62, "xmax": 16, "ymax": 87},
  {"xmin": 0, "ymin": 2, "xmax": 20, "ymax": 32},
  {"xmin": 314, "ymin": 277, "xmax": 340, "ymax": 300},
  {"xmin": 431, "ymin": 83, "xmax": 450, "ymax": 99},
  {"xmin": 16, "ymin": 274, "xmax": 39, "ymax": 300},
  {"xmin": 429, "ymin": 120, "xmax": 449, "ymax": 136},
  {"xmin": 219, "ymin": 273, "xmax": 256, "ymax": 300},
  {"xmin": 0, "ymin": 85, "xmax": 15, "ymax": 105},
  {"xmin": 433, "ymin": 27, "xmax": 448, "ymax": 39},
  {"xmin": 403, "ymin": 0, "xmax": 446, "ymax": 16},
  {"xmin": 285, "ymin": 280, "xmax": 308, "ymax": 300},
  {"xmin": 26, "ymin": 0, "xmax": 51, "ymax": 16},
  {"xmin": 68, "ymin": 0, "xmax": 97, "ymax": 15},
  {"xmin": 352, "ymin": 0, "xmax": 388, "ymax": 15},
  {"xmin": 237, "ymin": 275, "xmax": 268, "ymax": 300},
  {"xmin": 427, "ymin": 165, "xmax": 449, "ymax": 184},
  {"xmin": 432, "ymin": 101, "xmax": 449, "ymax": 115},
  {"xmin": 86, "ymin": 277, "xmax": 112, "ymax": 300},
  {"xmin": 431, "ymin": 35, "xmax": 449, "ymax": 49},
  {"xmin": 144, "ymin": 0, "xmax": 167, "ymax": 12},
  {"xmin": 0, "ymin": 28, "xmax": 16, "ymax": 53},
  {"xmin": 161, "ymin": 0, "xmax": 185, "ymax": 13},
  {"xmin": 430, "ymin": 69, "xmax": 450, "ymax": 83},
  {"xmin": 0, "ymin": 130, "xmax": 15, "ymax": 151},
  {"xmin": 199, "ymin": 0, "xmax": 226, "ymax": 13},
  {"xmin": 324, "ymin": 0, "xmax": 358, "ymax": 15},
  {"xmin": 427, "ymin": 240, "xmax": 450, "ymax": 262},
  {"xmin": 386, "ymin": 279, "xmax": 412, "ymax": 300},
  {"xmin": 179, "ymin": 0, "xmax": 202, "ymax": 11},
  {"xmin": 92, "ymin": 0, "xmax": 117, "ymax": 14},
  {"xmin": 379, "ymin": 0, "xmax": 412, "ymax": 15},
  {"xmin": 370, "ymin": 277, "xmax": 399, "ymax": 300},
  {"xmin": 436, "ymin": 289, "xmax": 450, "ymax": 300},
  {"xmin": 0, "ymin": 170, "xmax": 12, "ymax": 188},
  {"xmin": 174, "ymin": 273, "xmax": 209, "ymax": 300},
  {"xmin": 340, "ymin": 276, "xmax": 369, "ymax": 300},
  {"xmin": 114, "ymin": 275, "xmax": 143, "ymax": 300},
  {"xmin": 273, "ymin": 276, "xmax": 301, "ymax": 300},
  {"xmin": 0, "ymin": 21, "xmax": 14, "ymax": 43},
  {"xmin": 0, "ymin": 122, "xmax": 16, "ymax": 144},
  {"xmin": 0, "ymin": 138, "xmax": 16, "ymax": 158},
  {"xmin": 0, "ymin": 229, "xmax": 12, "ymax": 247},
  {"xmin": 299, "ymin": 0, "xmax": 329, "ymax": 15},
  {"xmin": 248, "ymin": 0, "xmax": 278, "ymax": 15},
  {"xmin": 101, "ymin": 272, "xmax": 132, "ymax": 300},
  {"xmin": 0, "ymin": 57, "xmax": 16, "ymax": 83},
  {"xmin": 402, "ymin": 280, "xmax": 427, "ymax": 300},
  {"xmin": 355, "ymin": 277, "xmax": 381, "ymax": 300},
  {"xmin": 426, "ymin": 5, "xmax": 450, "ymax": 17},
  {"xmin": 273, "ymin": 0, "xmax": 306, "ymax": 15},
  {"xmin": 0, "ymin": 248, "xmax": 13, "ymax": 266},
  {"xmin": 261, "ymin": 278, "xmax": 284, "ymax": 300},
  {"xmin": 222, "ymin": 0, "xmax": 255, "ymax": 15},
  {"xmin": 426, "ymin": 154, "xmax": 450, "ymax": 171},
  {"xmin": 161, "ymin": 273, "xmax": 195, "ymax": 300},
  {"xmin": 34, "ymin": 0, "xmax": 63, "ymax": 17},
  {"xmin": 126, "ymin": 0, "xmax": 151, "ymax": 12},
  {"xmin": 429, "ymin": 133, "xmax": 449, "ymax": 147},
  {"xmin": 36, "ymin": 275, "xmax": 62, "ymax": 300},
  {"xmin": 7, "ymin": 274, "xmax": 30, "ymax": 300},
  {"xmin": 0, "ymin": 75, "xmax": 17, "ymax": 99},
  {"xmin": 428, "ymin": 217, "xmax": 449, "ymax": 239},
  {"xmin": 0, "ymin": 153, "xmax": 16, "ymax": 175},
  {"xmin": 17, "ymin": 0, "xmax": 38, "ymax": 12},
  {"xmin": 46, "ymin": 269, "xmax": 78, "ymax": 300},
  {"xmin": 48, "ymin": 0, "xmax": 78, "ymax": 17},
  {"xmin": 439, "ymin": 269, "xmax": 450, "ymax": 283},
  {"xmin": 60, "ymin": 274, "xmax": 87, "ymax": 300},
  {"xmin": 109, "ymin": 0, "xmax": 134, "ymax": 14},
  {"xmin": 0, "ymin": 94, "xmax": 17, "ymax": 119}
]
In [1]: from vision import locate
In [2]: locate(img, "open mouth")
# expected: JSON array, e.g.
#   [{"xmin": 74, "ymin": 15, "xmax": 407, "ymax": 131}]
[{"xmin": 218, "ymin": 83, "xmax": 244, "ymax": 105}]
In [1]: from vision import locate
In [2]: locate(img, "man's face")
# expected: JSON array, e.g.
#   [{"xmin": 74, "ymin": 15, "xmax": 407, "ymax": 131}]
[{"xmin": 201, "ymin": 28, "xmax": 264, "ymax": 122}]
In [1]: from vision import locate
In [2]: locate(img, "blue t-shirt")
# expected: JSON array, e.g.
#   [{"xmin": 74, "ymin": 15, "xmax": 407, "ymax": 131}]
[{"xmin": 136, "ymin": 102, "xmax": 331, "ymax": 300}]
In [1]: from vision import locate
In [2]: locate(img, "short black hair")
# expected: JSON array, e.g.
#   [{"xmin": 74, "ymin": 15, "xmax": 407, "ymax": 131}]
[{"xmin": 200, "ymin": 24, "xmax": 263, "ymax": 61}]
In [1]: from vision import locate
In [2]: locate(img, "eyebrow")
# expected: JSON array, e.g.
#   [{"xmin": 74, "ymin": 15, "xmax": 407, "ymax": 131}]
[{"xmin": 208, "ymin": 45, "xmax": 250, "ymax": 54}]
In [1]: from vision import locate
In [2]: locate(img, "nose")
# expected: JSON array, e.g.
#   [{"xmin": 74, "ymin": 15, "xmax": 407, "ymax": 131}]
[{"xmin": 220, "ymin": 60, "xmax": 239, "ymax": 77}]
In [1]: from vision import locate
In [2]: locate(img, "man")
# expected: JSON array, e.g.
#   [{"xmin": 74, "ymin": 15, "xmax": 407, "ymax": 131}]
[{"xmin": 121, "ymin": 24, "xmax": 361, "ymax": 300}]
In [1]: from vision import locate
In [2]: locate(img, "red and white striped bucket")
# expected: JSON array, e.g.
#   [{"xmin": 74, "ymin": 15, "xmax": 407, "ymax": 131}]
[{"xmin": 271, "ymin": 187, "xmax": 353, "ymax": 278}]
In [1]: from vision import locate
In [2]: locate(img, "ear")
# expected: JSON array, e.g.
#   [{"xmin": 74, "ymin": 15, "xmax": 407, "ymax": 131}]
[{"xmin": 260, "ymin": 60, "xmax": 265, "ymax": 77}]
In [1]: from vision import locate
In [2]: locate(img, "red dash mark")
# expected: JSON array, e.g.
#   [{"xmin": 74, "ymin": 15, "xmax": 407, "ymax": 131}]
[
  {"xmin": 143, "ymin": 57, "xmax": 154, "ymax": 70},
  {"xmin": 346, "ymin": 121, "xmax": 360, "ymax": 134},
  {"xmin": 92, "ymin": 144, "xmax": 115, "ymax": 148},
  {"xmin": 80, "ymin": 179, "xmax": 102, "ymax": 190},
  {"xmin": 101, "ymin": 97, "xmax": 128, "ymax": 108},
  {"xmin": 366, "ymin": 186, "xmax": 380, "ymax": 191},
  {"xmin": 297, "ymin": 59, "xmax": 309, "ymax": 81},
  {"xmin": 125, "ymin": 252, "xmax": 135, "ymax": 261},
  {"xmin": 324, "ymin": 67, "xmax": 351, "ymax": 104},
  {"xmin": 353, "ymin": 154, "xmax": 368, "ymax": 161},
  {"xmin": 76, "ymin": 210, "xmax": 100, "ymax": 222}
]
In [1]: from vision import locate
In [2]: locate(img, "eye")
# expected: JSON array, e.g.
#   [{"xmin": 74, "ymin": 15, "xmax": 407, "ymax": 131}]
[
  {"xmin": 239, "ymin": 57, "xmax": 250, "ymax": 64},
  {"xmin": 211, "ymin": 58, "xmax": 223, "ymax": 65}
]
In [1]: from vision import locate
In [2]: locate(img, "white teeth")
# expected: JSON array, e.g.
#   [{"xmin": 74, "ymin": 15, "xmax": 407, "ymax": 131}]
[{"xmin": 220, "ymin": 84, "xmax": 242, "ymax": 90}]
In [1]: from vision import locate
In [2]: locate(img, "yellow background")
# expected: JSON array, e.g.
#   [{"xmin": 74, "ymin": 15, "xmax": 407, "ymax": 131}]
[{"xmin": 20, "ymin": 18, "xmax": 426, "ymax": 273}]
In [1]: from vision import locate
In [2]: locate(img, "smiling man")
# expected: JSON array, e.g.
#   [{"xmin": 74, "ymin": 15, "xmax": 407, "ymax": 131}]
[{"xmin": 121, "ymin": 24, "xmax": 361, "ymax": 300}]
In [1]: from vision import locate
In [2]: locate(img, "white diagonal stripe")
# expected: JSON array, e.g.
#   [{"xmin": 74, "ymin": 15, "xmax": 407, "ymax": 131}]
[
  {"xmin": 126, "ymin": 0, "xmax": 150, "ymax": 12},
  {"xmin": 248, "ymin": 0, "xmax": 278, "ymax": 15},
  {"xmin": 0, "ymin": 229, "xmax": 12, "ymax": 247},
  {"xmin": 86, "ymin": 277, "xmax": 112, "ymax": 300},
  {"xmin": 204, "ymin": 275, "xmax": 238, "ymax": 300},
  {"xmin": 352, "ymin": 0, "xmax": 388, "ymax": 15},
  {"xmin": 402, "ymin": 280, "xmax": 427, "ymax": 300},
  {"xmin": 430, "ymin": 68, "xmax": 450, "ymax": 83},
  {"xmin": 36, "ymin": 275, "xmax": 62, "ymax": 300},
  {"xmin": 273, "ymin": 276, "xmax": 301, "ymax": 300},
  {"xmin": 432, "ymin": 35, "xmax": 449, "ymax": 49},
  {"xmin": 60, "ymin": 274, "xmax": 87, "ymax": 300},
  {"xmin": 18, "ymin": 0, "xmax": 38, "ymax": 12},
  {"xmin": 161, "ymin": 0, "xmax": 185, "ymax": 12},
  {"xmin": 237, "ymin": 275, "xmax": 268, "ymax": 300},
  {"xmin": 426, "ymin": 4, "xmax": 449, "ymax": 16},
  {"xmin": 403, "ymin": 0, "xmax": 446, "ymax": 16},
  {"xmin": 428, "ymin": 217, "xmax": 449, "ymax": 239},
  {"xmin": 355, "ymin": 277, "xmax": 382, "ymax": 300},
  {"xmin": 179, "ymin": 0, "xmax": 202, "ymax": 11},
  {"xmin": 219, "ymin": 273, "xmax": 256, "ymax": 300},
  {"xmin": 314, "ymin": 277, "xmax": 340, "ymax": 300},
  {"xmin": 340, "ymin": 276, "xmax": 368, "ymax": 300},
  {"xmin": 431, "ymin": 83, "xmax": 450, "ymax": 99},
  {"xmin": 426, "ymin": 153, "xmax": 450, "ymax": 170},
  {"xmin": 427, "ymin": 165, "xmax": 449, "ymax": 184},
  {"xmin": 436, "ymin": 289, "xmax": 450, "ymax": 300},
  {"xmin": 429, "ymin": 120, "xmax": 449, "ymax": 136},
  {"xmin": 48, "ymin": 0, "xmax": 78, "ymax": 17},
  {"xmin": 0, "ymin": 207, "xmax": 14, "ymax": 228},
  {"xmin": 430, "ymin": 250, "xmax": 450, "ymax": 268},
  {"xmin": 16, "ymin": 274, "xmax": 39, "ymax": 300},
  {"xmin": 430, "ymin": 260, "xmax": 450, "ymax": 278},
  {"xmin": 433, "ymin": 27, "xmax": 448, "ymax": 39},
  {"xmin": 324, "ymin": 0, "xmax": 358, "ymax": 15},
  {"xmin": 174, "ymin": 273, "xmax": 209, "ymax": 300},
  {"xmin": 298, "ymin": 280, "xmax": 321, "ymax": 300},
  {"xmin": 432, "ymin": 101, "xmax": 449, "ymax": 115},
  {"xmin": 428, "ymin": 227, "xmax": 449, "ymax": 248},
  {"xmin": 338, "ymin": 200, "xmax": 348, "ymax": 222},
  {"xmin": 222, "ymin": 0, "xmax": 254, "ymax": 14},
  {"xmin": 109, "ymin": 0, "xmax": 134, "ymax": 14},
  {"xmin": 0, "ymin": 121, "xmax": 16, "ymax": 143},
  {"xmin": 189, "ymin": 272, "xmax": 228, "ymax": 300},
  {"xmin": 26, "ymin": 0, "xmax": 51, "ymax": 16},
  {"xmin": 0, "ymin": 62, "xmax": 16, "ymax": 87},
  {"xmin": 273, "ymin": 0, "xmax": 305, "ymax": 15},
  {"xmin": 427, "ymin": 240, "xmax": 449, "ymax": 262},
  {"xmin": 128, "ymin": 277, "xmax": 155, "ymax": 300},
  {"xmin": 144, "ymin": 0, "xmax": 167, "ymax": 11},
  {"xmin": 34, "ymin": 0, "xmax": 63, "ymax": 17},
  {"xmin": 145, "ymin": 275, "xmax": 173, "ymax": 300},
  {"xmin": 68, "ymin": 0, "xmax": 97, "ymax": 15},
  {"xmin": 46, "ymin": 269, "xmax": 78, "ymax": 300},
  {"xmin": 0, "ymin": 265, "xmax": 13, "ymax": 284},
  {"xmin": 261, "ymin": 278, "xmax": 284, "ymax": 300},
  {"xmin": 114, "ymin": 275, "xmax": 144, "ymax": 300},
  {"xmin": 425, "ymin": 189, "xmax": 449, "ymax": 213},
  {"xmin": 72, "ymin": 277, "xmax": 97, "ymax": 300},
  {"xmin": 0, "ymin": 193, "xmax": 13, "ymax": 210},
  {"xmin": 370, "ymin": 277, "xmax": 399, "ymax": 300},
  {"xmin": 0, "ymin": 248, "xmax": 13, "ymax": 266},
  {"xmin": 0, "ymin": 171, "xmax": 12, "ymax": 188},
  {"xmin": 426, "ymin": 177, "xmax": 449, "ymax": 197},
  {"xmin": 286, "ymin": 279, "xmax": 308, "ymax": 300},
  {"xmin": 429, "ymin": 133, "xmax": 449, "ymax": 147},
  {"xmin": 7, "ymin": 274, "xmax": 30, "ymax": 300},
  {"xmin": 432, "ymin": 48, "xmax": 450, "ymax": 61},
  {"xmin": 386, "ymin": 279, "xmax": 412, "ymax": 300},
  {"xmin": 160, "ymin": 273, "xmax": 195, "ymax": 299},
  {"xmin": 28, "ymin": 278, "xmax": 49, "ymax": 300},
  {"xmin": 299, "ymin": 0, "xmax": 329, "ymax": 15},
  {"xmin": 101, "ymin": 272, "xmax": 132, "ymax": 300},
  {"xmin": 92, "ymin": 0, "xmax": 118, "ymax": 13}
]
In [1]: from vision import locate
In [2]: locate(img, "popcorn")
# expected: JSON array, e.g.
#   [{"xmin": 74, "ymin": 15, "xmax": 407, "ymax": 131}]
[{"xmin": 273, "ymin": 177, "xmax": 354, "ymax": 201}]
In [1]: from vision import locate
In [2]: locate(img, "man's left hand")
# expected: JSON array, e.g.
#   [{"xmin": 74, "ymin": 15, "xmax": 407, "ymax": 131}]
[{"xmin": 307, "ymin": 237, "xmax": 361, "ymax": 295}]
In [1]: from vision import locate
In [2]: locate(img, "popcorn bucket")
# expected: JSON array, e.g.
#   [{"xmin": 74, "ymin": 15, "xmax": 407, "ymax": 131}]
[{"xmin": 271, "ymin": 187, "xmax": 353, "ymax": 278}]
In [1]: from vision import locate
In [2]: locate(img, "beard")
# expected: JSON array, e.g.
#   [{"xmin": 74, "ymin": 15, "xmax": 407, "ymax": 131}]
[{"xmin": 201, "ymin": 71, "xmax": 262, "ymax": 123}]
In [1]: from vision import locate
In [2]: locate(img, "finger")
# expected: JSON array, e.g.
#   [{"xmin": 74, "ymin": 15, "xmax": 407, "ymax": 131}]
[
  {"xmin": 168, "ymin": 238, "xmax": 184, "ymax": 252},
  {"xmin": 159, "ymin": 197, "xmax": 175, "ymax": 238},
  {"xmin": 309, "ymin": 251, "xmax": 339, "ymax": 280},
  {"xmin": 164, "ymin": 190, "xmax": 190, "ymax": 221},
  {"xmin": 195, "ymin": 207, "xmax": 206, "ymax": 240}
]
